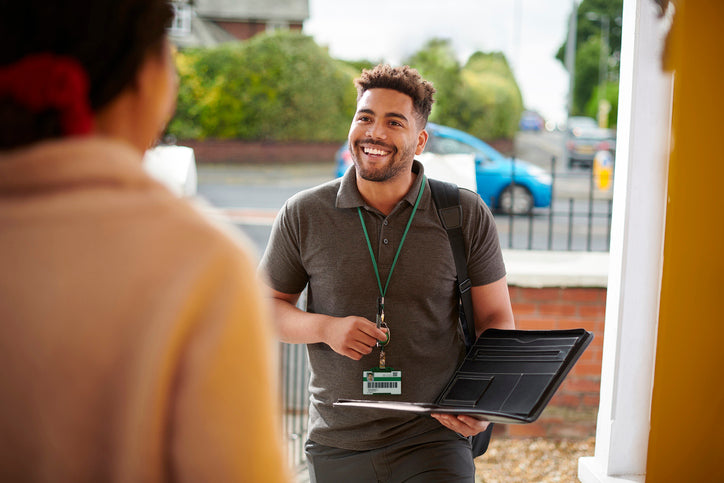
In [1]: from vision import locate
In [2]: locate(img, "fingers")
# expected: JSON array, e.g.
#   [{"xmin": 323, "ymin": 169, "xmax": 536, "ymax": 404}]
[
  {"xmin": 358, "ymin": 322, "xmax": 388, "ymax": 343},
  {"xmin": 431, "ymin": 413, "xmax": 490, "ymax": 437},
  {"xmin": 328, "ymin": 317, "xmax": 388, "ymax": 360},
  {"xmin": 346, "ymin": 327, "xmax": 389, "ymax": 360}
]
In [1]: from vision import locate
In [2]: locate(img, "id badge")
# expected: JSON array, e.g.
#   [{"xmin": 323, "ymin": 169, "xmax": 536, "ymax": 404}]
[{"xmin": 363, "ymin": 368, "xmax": 402, "ymax": 395}]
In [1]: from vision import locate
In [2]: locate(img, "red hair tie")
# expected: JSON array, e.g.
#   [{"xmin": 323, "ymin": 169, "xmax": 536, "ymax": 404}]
[{"xmin": 0, "ymin": 53, "xmax": 94, "ymax": 136}]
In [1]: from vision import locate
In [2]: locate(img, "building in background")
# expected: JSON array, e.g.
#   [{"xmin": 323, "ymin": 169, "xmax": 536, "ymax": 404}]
[{"xmin": 169, "ymin": 0, "xmax": 309, "ymax": 48}]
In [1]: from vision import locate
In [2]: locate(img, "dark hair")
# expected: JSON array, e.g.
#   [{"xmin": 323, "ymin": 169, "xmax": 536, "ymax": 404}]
[
  {"xmin": 354, "ymin": 64, "xmax": 436, "ymax": 128},
  {"xmin": 0, "ymin": 0, "xmax": 174, "ymax": 149}
]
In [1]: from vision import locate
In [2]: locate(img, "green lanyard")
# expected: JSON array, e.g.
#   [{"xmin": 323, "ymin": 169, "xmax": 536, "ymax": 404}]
[{"xmin": 357, "ymin": 175, "xmax": 426, "ymax": 300}]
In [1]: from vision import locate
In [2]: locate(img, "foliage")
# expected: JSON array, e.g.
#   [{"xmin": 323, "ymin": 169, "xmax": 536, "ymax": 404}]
[
  {"xmin": 338, "ymin": 58, "xmax": 378, "ymax": 75},
  {"xmin": 584, "ymin": 81, "xmax": 619, "ymax": 127},
  {"xmin": 168, "ymin": 31, "xmax": 357, "ymax": 142},
  {"xmin": 556, "ymin": 0, "xmax": 624, "ymax": 115},
  {"xmin": 557, "ymin": 0, "xmax": 623, "ymax": 65},
  {"xmin": 405, "ymin": 39, "xmax": 523, "ymax": 140},
  {"xmin": 405, "ymin": 39, "xmax": 465, "ymax": 129},
  {"xmin": 573, "ymin": 36, "xmax": 604, "ymax": 116},
  {"xmin": 170, "ymin": 34, "xmax": 524, "ymax": 142},
  {"xmin": 463, "ymin": 52, "xmax": 523, "ymax": 139}
]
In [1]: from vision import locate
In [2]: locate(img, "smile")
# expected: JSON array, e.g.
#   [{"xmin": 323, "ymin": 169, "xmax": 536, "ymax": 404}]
[{"xmin": 362, "ymin": 146, "xmax": 391, "ymax": 156}]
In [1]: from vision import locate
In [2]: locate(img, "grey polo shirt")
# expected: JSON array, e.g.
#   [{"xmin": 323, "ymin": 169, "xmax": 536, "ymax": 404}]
[{"xmin": 260, "ymin": 161, "xmax": 505, "ymax": 451}]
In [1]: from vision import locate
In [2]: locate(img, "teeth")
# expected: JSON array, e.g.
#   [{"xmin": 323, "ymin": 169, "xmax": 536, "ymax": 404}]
[{"xmin": 364, "ymin": 147, "xmax": 389, "ymax": 156}]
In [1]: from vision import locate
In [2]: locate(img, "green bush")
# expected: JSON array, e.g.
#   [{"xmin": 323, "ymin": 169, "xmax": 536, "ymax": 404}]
[
  {"xmin": 572, "ymin": 36, "xmax": 603, "ymax": 116},
  {"xmin": 460, "ymin": 52, "xmax": 523, "ymax": 140},
  {"xmin": 168, "ymin": 31, "xmax": 357, "ymax": 142},
  {"xmin": 584, "ymin": 81, "xmax": 619, "ymax": 128},
  {"xmin": 169, "ymin": 34, "xmax": 524, "ymax": 143},
  {"xmin": 405, "ymin": 40, "xmax": 523, "ymax": 141}
]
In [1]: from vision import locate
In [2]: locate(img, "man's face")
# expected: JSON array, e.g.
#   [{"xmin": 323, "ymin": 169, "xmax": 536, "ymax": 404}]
[{"xmin": 348, "ymin": 88, "xmax": 428, "ymax": 183}]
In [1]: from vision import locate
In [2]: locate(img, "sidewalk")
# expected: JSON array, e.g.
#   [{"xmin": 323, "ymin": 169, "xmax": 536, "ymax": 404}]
[{"xmin": 502, "ymin": 249, "xmax": 608, "ymax": 288}]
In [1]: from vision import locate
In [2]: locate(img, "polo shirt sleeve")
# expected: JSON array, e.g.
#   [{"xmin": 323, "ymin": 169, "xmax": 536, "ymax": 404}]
[
  {"xmin": 461, "ymin": 189, "xmax": 507, "ymax": 287},
  {"xmin": 259, "ymin": 200, "xmax": 309, "ymax": 295}
]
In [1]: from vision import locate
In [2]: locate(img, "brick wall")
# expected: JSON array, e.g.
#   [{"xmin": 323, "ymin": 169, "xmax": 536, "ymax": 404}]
[{"xmin": 493, "ymin": 285, "xmax": 606, "ymax": 440}]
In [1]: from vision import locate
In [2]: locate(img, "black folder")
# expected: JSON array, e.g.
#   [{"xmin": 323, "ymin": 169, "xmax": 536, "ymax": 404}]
[{"xmin": 334, "ymin": 328, "xmax": 593, "ymax": 424}]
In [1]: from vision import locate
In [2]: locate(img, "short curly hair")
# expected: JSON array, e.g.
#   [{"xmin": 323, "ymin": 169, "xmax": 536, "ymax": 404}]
[{"xmin": 354, "ymin": 64, "xmax": 436, "ymax": 128}]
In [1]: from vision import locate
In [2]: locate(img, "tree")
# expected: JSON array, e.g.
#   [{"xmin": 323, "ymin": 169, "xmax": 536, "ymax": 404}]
[
  {"xmin": 169, "ymin": 34, "xmax": 525, "ymax": 142},
  {"xmin": 557, "ymin": 0, "xmax": 623, "ymax": 117},
  {"xmin": 460, "ymin": 52, "xmax": 523, "ymax": 140},
  {"xmin": 168, "ymin": 31, "xmax": 358, "ymax": 142},
  {"xmin": 585, "ymin": 81, "xmax": 619, "ymax": 124},
  {"xmin": 405, "ymin": 39, "xmax": 465, "ymax": 129},
  {"xmin": 405, "ymin": 39, "xmax": 523, "ymax": 140},
  {"xmin": 573, "ymin": 36, "xmax": 603, "ymax": 115}
]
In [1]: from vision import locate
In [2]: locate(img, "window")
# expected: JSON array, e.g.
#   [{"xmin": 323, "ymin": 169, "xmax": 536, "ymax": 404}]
[
  {"xmin": 169, "ymin": 2, "xmax": 192, "ymax": 36},
  {"xmin": 266, "ymin": 21, "xmax": 290, "ymax": 32},
  {"xmin": 427, "ymin": 135, "xmax": 486, "ymax": 160}
]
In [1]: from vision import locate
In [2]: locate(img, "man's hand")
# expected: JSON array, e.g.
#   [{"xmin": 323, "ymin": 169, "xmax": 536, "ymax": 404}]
[
  {"xmin": 267, "ymin": 289, "xmax": 387, "ymax": 359},
  {"xmin": 430, "ymin": 413, "xmax": 491, "ymax": 437},
  {"xmin": 323, "ymin": 316, "xmax": 388, "ymax": 360}
]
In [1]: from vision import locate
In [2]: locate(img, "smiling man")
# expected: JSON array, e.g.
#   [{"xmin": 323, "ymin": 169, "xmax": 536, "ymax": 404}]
[
  {"xmin": 260, "ymin": 64, "xmax": 515, "ymax": 482},
  {"xmin": 351, "ymin": 87, "xmax": 425, "ymax": 184}
]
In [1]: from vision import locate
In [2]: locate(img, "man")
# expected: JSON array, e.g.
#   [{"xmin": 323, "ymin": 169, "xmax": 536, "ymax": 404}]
[{"xmin": 260, "ymin": 64, "xmax": 515, "ymax": 482}]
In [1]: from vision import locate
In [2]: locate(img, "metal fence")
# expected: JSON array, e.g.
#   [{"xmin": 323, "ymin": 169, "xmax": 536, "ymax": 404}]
[
  {"xmin": 281, "ymin": 293, "xmax": 311, "ymax": 475},
  {"xmin": 494, "ymin": 157, "xmax": 614, "ymax": 252},
  {"xmin": 280, "ymin": 342, "xmax": 310, "ymax": 472}
]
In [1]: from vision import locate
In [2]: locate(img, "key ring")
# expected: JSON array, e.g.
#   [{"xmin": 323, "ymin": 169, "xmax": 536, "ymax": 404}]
[{"xmin": 378, "ymin": 322, "xmax": 390, "ymax": 347}]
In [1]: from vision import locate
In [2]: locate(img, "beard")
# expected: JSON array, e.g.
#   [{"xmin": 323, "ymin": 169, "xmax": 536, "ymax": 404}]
[{"xmin": 350, "ymin": 139, "xmax": 416, "ymax": 183}]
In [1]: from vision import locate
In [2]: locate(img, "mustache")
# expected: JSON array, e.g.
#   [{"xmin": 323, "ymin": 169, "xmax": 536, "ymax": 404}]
[{"xmin": 354, "ymin": 139, "xmax": 395, "ymax": 151}]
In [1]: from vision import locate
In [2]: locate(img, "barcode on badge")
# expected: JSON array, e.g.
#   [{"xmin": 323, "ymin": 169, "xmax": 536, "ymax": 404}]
[
  {"xmin": 366, "ymin": 381, "xmax": 399, "ymax": 389},
  {"xmin": 362, "ymin": 370, "xmax": 402, "ymax": 395}
]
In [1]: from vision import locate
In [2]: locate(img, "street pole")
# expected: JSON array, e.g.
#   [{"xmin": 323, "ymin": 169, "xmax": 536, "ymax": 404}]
[{"xmin": 565, "ymin": 0, "xmax": 578, "ymax": 119}]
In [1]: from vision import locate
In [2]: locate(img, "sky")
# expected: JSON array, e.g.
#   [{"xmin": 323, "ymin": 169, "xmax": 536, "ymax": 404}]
[{"xmin": 304, "ymin": 0, "xmax": 575, "ymax": 124}]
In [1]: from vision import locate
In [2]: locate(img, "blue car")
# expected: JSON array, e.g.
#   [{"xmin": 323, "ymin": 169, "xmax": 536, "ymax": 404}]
[
  {"xmin": 519, "ymin": 110, "xmax": 545, "ymax": 131},
  {"xmin": 335, "ymin": 123, "xmax": 552, "ymax": 214}
]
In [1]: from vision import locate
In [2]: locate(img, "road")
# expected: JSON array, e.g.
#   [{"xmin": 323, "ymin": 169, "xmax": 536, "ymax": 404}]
[{"xmin": 196, "ymin": 131, "xmax": 613, "ymax": 253}]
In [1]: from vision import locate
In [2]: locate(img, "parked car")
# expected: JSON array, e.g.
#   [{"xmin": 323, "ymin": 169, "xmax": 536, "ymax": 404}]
[
  {"xmin": 142, "ymin": 144, "xmax": 198, "ymax": 197},
  {"xmin": 335, "ymin": 123, "xmax": 552, "ymax": 215},
  {"xmin": 519, "ymin": 110, "xmax": 545, "ymax": 131},
  {"xmin": 565, "ymin": 116, "xmax": 598, "ymax": 133},
  {"xmin": 565, "ymin": 126, "xmax": 616, "ymax": 168}
]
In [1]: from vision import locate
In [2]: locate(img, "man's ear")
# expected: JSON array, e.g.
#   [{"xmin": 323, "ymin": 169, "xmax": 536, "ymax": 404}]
[{"xmin": 415, "ymin": 128, "xmax": 429, "ymax": 155}]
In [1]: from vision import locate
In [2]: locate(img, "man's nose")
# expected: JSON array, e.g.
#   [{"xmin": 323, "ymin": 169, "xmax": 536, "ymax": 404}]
[{"xmin": 366, "ymin": 121, "xmax": 387, "ymax": 140}]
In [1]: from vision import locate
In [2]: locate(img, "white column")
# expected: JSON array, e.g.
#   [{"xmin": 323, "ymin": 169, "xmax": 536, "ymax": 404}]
[{"xmin": 578, "ymin": 0, "xmax": 673, "ymax": 481}]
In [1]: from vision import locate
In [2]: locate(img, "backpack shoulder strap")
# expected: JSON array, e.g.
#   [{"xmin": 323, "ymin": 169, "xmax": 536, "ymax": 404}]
[{"xmin": 428, "ymin": 178, "xmax": 476, "ymax": 348}]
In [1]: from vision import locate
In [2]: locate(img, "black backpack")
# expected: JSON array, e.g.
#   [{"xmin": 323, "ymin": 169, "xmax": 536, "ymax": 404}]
[{"xmin": 429, "ymin": 178, "xmax": 494, "ymax": 458}]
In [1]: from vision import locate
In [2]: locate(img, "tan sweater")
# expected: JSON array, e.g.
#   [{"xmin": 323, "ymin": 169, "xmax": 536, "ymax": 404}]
[{"xmin": 0, "ymin": 138, "xmax": 288, "ymax": 482}]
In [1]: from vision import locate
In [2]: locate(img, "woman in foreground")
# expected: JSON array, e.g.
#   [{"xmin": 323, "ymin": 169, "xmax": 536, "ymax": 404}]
[{"xmin": 0, "ymin": 1, "xmax": 287, "ymax": 481}]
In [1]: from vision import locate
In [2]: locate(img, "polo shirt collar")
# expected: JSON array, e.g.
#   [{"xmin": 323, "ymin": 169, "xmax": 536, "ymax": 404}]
[{"xmin": 336, "ymin": 160, "xmax": 430, "ymax": 211}]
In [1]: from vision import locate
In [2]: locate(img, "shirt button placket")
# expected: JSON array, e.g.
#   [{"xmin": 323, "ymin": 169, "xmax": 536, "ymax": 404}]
[{"xmin": 380, "ymin": 218, "xmax": 392, "ymax": 265}]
